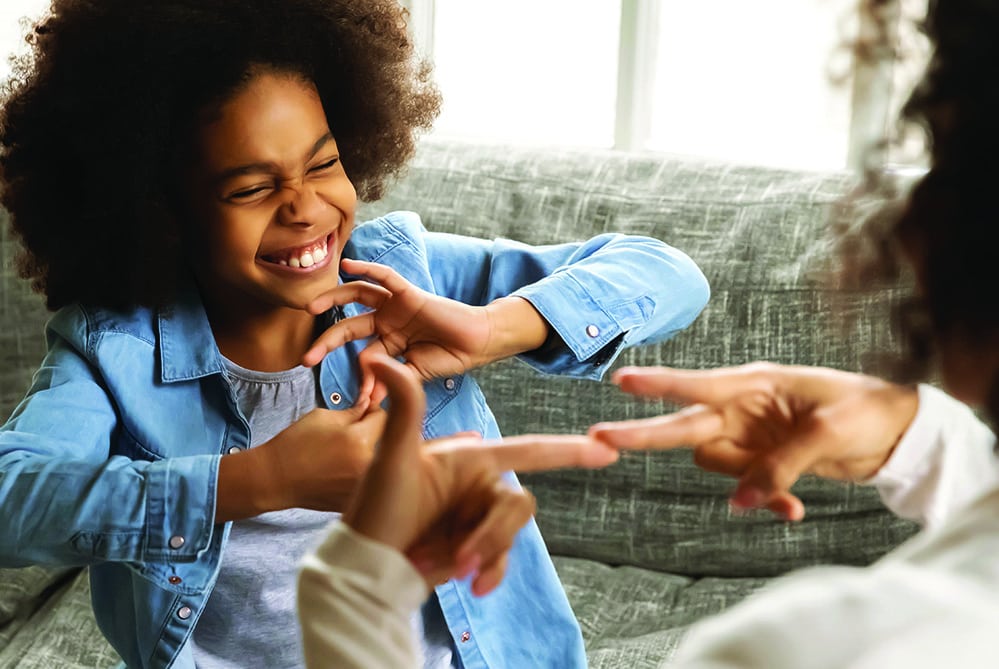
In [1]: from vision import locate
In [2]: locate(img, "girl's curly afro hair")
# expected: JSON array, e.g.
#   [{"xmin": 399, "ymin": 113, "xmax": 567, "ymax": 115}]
[{"xmin": 0, "ymin": 0, "xmax": 441, "ymax": 310}]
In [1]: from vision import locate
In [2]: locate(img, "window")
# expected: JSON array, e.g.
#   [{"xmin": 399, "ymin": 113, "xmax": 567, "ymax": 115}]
[
  {"xmin": 0, "ymin": 1, "xmax": 929, "ymax": 171},
  {"xmin": 430, "ymin": 0, "xmax": 620, "ymax": 148},
  {"xmin": 406, "ymin": 0, "xmax": 930, "ymax": 171},
  {"xmin": 646, "ymin": 1, "xmax": 852, "ymax": 169},
  {"xmin": 0, "ymin": 0, "xmax": 49, "ymax": 82}
]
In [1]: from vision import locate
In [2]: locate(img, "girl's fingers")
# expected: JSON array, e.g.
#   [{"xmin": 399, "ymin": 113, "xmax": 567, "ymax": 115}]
[
  {"xmin": 341, "ymin": 258, "xmax": 415, "ymax": 294},
  {"xmin": 306, "ymin": 280, "xmax": 391, "ymax": 316},
  {"xmin": 590, "ymin": 404, "xmax": 725, "ymax": 450},
  {"xmin": 470, "ymin": 552, "xmax": 509, "ymax": 597},
  {"xmin": 302, "ymin": 313, "xmax": 378, "ymax": 366}
]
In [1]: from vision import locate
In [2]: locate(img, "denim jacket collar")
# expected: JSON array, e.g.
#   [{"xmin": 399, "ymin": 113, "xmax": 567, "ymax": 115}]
[{"xmin": 156, "ymin": 279, "xmax": 226, "ymax": 383}]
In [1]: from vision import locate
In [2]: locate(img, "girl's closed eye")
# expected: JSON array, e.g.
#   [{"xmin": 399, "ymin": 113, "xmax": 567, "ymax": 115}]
[
  {"xmin": 229, "ymin": 185, "xmax": 273, "ymax": 201},
  {"xmin": 309, "ymin": 156, "xmax": 339, "ymax": 173},
  {"xmin": 225, "ymin": 157, "xmax": 340, "ymax": 202}
]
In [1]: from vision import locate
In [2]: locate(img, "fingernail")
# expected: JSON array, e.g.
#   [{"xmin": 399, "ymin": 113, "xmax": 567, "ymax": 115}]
[{"xmin": 602, "ymin": 448, "xmax": 621, "ymax": 465}]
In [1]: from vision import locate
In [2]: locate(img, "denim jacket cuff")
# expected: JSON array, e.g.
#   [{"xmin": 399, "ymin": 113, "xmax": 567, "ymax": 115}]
[
  {"xmin": 512, "ymin": 272, "xmax": 650, "ymax": 380},
  {"xmin": 143, "ymin": 454, "xmax": 220, "ymax": 562}
]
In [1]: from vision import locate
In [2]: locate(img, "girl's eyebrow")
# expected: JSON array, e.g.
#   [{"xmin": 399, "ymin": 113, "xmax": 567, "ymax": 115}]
[{"xmin": 213, "ymin": 132, "xmax": 335, "ymax": 183}]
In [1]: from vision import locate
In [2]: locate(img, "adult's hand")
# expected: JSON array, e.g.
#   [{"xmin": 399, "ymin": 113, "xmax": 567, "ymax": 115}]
[
  {"xmin": 344, "ymin": 354, "xmax": 618, "ymax": 594},
  {"xmin": 589, "ymin": 363, "xmax": 919, "ymax": 521}
]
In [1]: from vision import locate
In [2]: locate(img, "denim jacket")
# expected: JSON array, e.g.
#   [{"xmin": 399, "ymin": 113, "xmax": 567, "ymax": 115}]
[{"xmin": 0, "ymin": 211, "xmax": 709, "ymax": 668}]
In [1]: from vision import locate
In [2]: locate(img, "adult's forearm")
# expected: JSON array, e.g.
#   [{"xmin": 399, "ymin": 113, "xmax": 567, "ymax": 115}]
[{"xmin": 298, "ymin": 523, "xmax": 426, "ymax": 669}]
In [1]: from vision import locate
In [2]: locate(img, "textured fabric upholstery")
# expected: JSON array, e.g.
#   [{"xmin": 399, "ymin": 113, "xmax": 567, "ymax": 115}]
[{"xmin": 0, "ymin": 139, "xmax": 918, "ymax": 668}]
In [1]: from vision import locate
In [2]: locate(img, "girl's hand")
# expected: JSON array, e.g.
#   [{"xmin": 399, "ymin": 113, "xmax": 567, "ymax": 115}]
[
  {"xmin": 301, "ymin": 259, "xmax": 549, "ymax": 383},
  {"xmin": 344, "ymin": 354, "xmax": 619, "ymax": 594},
  {"xmin": 216, "ymin": 398, "xmax": 388, "ymax": 521},
  {"xmin": 589, "ymin": 363, "xmax": 919, "ymax": 521}
]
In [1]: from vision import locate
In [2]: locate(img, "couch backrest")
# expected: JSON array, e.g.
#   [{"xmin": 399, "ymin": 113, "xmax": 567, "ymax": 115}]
[
  {"xmin": 0, "ymin": 222, "xmax": 47, "ymax": 417},
  {"xmin": 358, "ymin": 139, "xmax": 919, "ymax": 577}
]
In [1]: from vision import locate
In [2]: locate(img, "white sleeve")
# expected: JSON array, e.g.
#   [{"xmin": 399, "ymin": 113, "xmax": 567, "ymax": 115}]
[
  {"xmin": 867, "ymin": 383, "xmax": 999, "ymax": 529},
  {"xmin": 674, "ymin": 491, "xmax": 999, "ymax": 669},
  {"xmin": 672, "ymin": 561, "xmax": 999, "ymax": 669},
  {"xmin": 297, "ymin": 523, "xmax": 428, "ymax": 669}
]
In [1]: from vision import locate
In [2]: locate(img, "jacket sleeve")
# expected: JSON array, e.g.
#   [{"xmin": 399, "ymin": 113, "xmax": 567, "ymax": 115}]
[
  {"xmin": 298, "ymin": 523, "xmax": 426, "ymax": 669},
  {"xmin": 0, "ymin": 309, "xmax": 219, "ymax": 570},
  {"xmin": 406, "ymin": 214, "xmax": 709, "ymax": 380},
  {"xmin": 867, "ymin": 383, "xmax": 999, "ymax": 530},
  {"xmin": 671, "ymin": 558, "xmax": 999, "ymax": 668}
]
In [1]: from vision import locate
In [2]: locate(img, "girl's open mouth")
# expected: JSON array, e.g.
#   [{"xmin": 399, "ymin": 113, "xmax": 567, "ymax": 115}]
[{"xmin": 258, "ymin": 233, "xmax": 334, "ymax": 271}]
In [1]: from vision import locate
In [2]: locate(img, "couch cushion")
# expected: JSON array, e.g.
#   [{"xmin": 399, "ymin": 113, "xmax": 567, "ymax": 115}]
[
  {"xmin": 0, "ymin": 568, "xmax": 119, "ymax": 669},
  {"xmin": 553, "ymin": 556, "xmax": 767, "ymax": 669}
]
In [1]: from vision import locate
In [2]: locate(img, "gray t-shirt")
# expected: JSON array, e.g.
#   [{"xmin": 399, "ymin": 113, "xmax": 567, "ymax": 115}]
[{"xmin": 190, "ymin": 359, "xmax": 457, "ymax": 669}]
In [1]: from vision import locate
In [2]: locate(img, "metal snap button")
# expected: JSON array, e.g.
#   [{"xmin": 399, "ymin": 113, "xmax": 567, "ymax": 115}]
[
  {"xmin": 329, "ymin": 392, "xmax": 343, "ymax": 405},
  {"xmin": 168, "ymin": 535, "xmax": 185, "ymax": 550}
]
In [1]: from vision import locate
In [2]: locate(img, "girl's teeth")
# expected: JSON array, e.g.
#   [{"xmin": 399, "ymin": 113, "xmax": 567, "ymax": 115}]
[{"xmin": 272, "ymin": 238, "xmax": 329, "ymax": 268}]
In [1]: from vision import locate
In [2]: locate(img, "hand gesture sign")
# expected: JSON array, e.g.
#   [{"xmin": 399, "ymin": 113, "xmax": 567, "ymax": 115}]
[
  {"xmin": 302, "ymin": 259, "xmax": 496, "ymax": 378},
  {"xmin": 589, "ymin": 363, "xmax": 919, "ymax": 521},
  {"xmin": 344, "ymin": 354, "xmax": 619, "ymax": 593}
]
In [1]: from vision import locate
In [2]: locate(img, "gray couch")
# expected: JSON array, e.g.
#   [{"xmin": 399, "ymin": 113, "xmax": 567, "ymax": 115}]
[{"xmin": 0, "ymin": 138, "xmax": 918, "ymax": 668}]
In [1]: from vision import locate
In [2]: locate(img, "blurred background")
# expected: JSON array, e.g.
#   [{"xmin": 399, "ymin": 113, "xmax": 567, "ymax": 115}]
[{"xmin": 1, "ymin": 0, "xmax": 929, "ymax": 171}]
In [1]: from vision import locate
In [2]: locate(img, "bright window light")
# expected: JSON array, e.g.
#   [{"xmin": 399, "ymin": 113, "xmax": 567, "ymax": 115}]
[
  {"xmin": 0, "ymin": 0, "xmax": 50, "ymax": 83},
  {"xmin": 431, "ymin": 0, "xmax": 621, "ymax": 148},
  {"xmin": 647, "ymin": 0, "xmax": 854, "ymax": 169}
]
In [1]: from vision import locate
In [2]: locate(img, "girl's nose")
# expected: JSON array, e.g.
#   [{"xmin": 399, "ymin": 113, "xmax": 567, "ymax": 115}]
[{"xmin": 278, "ymin": 185, "xmax": 324, "ymax": 227}]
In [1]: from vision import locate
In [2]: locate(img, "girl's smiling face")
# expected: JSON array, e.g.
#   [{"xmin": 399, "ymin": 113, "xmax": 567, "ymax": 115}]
[{"xmin": 184, "ymin": 69, "xmax": 356, "ymax": 318}]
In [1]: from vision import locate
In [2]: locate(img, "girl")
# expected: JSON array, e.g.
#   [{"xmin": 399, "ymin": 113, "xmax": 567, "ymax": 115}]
[{"xmin": 0, "ymin": 1, "xmax": 709, "ymax": 668}]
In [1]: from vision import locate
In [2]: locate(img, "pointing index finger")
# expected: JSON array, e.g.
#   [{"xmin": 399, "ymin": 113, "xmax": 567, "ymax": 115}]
[
  {"xmin": 340, "ymin": 258, "xmax": 414, "ymax": 294},
  {"xmin": 306, "ymin": 280, "xmax": 392, "ymax": 316},
  {"xmin": 424, "ymin": 435, "xmax": 620, "ymax": 473},
  {"xmin": 589, "ymin": 403, "xmax": 725, "ymax": 449}
]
